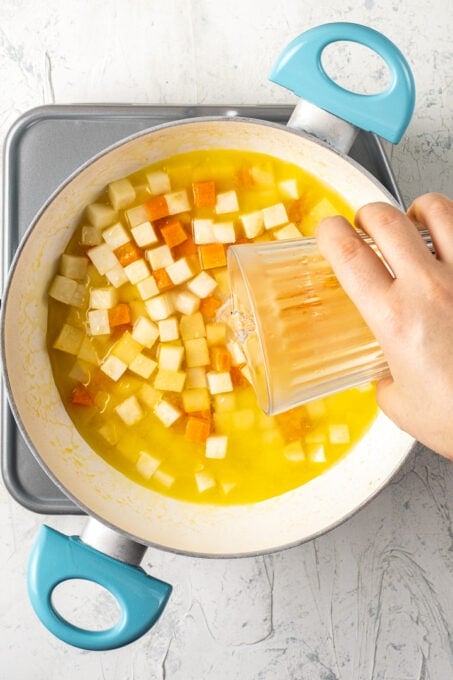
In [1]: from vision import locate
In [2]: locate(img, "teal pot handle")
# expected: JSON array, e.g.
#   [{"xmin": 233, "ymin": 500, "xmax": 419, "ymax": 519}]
[
  {"xmin": 269, "ymin": 22, "xmax": 415, "ymax": 144},
  {"xmin": 27, "ymin": 524, "xmax": 172, "ymax": 650}
]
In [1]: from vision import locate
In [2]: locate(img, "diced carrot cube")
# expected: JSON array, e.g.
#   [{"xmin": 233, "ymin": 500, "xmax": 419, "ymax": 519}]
[
  {"xmin": 160, "ymin": 220, "xmax": 188, "ymax": 248},
  {"xmin": 153, "ymin": 267, "xmax": 174, "ymax": 291},
  {"xmin": 108, "ymin": 303, "xmax": 132, "ymax": 327},
  {"xmin": 70, "ymin": 383, "xmax": 94, "ymax": 407},
  {"xmin": 185, "ymin": 415, "xmax": 211, "ymax": 444},
  {"xmin": 230, "ymin": 366, "xmax": 249, "ymax": 388},
  {"xmin": 199, "ymin": 295, "xmax": 222, "ymax": 319},
  {"xmin": 210, "ymin": 346, "xmax": 232, "ymax": 372},
  {"xmin": 287, "ymin": 198, "xmax": 304, "ymax": 223},
  {"xmin": 146, "ymin": 195, "xmax": 169, "ymax": 221},
  {"xmin": 114, "ymin": 241, "xmax": 142, "ymax": 267},
  {"xmin": 198, "ymin": 243, "xmax": 226, "ymax": 269},
  {"xmin": 174, "ymin": 235, "xmax": 198, "ymax": 258},
  {"xmin": 192, "ymin": 180, "xmax": 216, "ymax": 208}
]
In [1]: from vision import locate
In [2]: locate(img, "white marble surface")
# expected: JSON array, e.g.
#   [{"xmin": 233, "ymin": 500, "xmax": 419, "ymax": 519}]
[{"xmin": 1, "ymin": 1, "xmax": 453, "ymax": 678}]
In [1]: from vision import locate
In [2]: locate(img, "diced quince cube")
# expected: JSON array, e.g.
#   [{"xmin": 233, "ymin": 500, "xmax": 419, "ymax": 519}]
[
  {"xmin": 89, "ymin": 286, "xmax": 119, "ymax": 309},
  {"xmin": 184, "ymin": 338, "xmax": 210, "ymax": 367},
  {"xmin": 69, "ymin": 283, "xmax": 87, "ymax": 308},
  {"xmin": 153, "ymin": 399, "xmax": 183, "ymax": 427},
  {"xmin": 53, "ymin": 324, "xmax": 84, "ymax": 355},
  {"xmin": 132, "ymin": 316, "xmax": 159, "ymax": 348},
  {"xmin": 185, "ymin": 367, "xmax": 207, "ymax": 389},
  {"xmin": 86, "ymin": 203, "xmax": 117, "ymax": 229},
  {"xmin": 251, "ymin": 163, "xmax": 274, "ymax": 185},
  {"xmin": 165, "ymin": 189, "xmax": 191, "ymax": 215},
  {"xmin": 205, "ymin": 435, "xmax": 228, "ymax": 459},
  {"xmin": 328, "ymin": 424, "xmax": 350, "ymax": 444},
  {"xmin": 193, "ymin": 219, "xmax": 214, "ymax": 244},
  {"xmin": 240, "ymin": 211, "xmax": 264, "ymax": 239},
  {"xmin": 81, "ymin": 225, "xmax": 102, "ymax": 246},
  {"xmin": 125, "ymin": 203, "xmax": 150, "ymax": 228},
  {"xmin": 111, "ymin": 332, "xmax": 142, "ymax": 365},
  {"xmin": 165, "ymin": 257, "xmax": 197, "ymax": 285},
  {"xmin": 87, "ymin": 243, "xmax": 120, "ymax": 275},
  {"xmin": 181, "ymin": 387, "xmax": 210, "ymax": 413},
  {"xmin": 158, "ymin": 317, "xmax": 179, "ymax": 342},
  {"xmin": 212, "ymin": 221, "xmax": 236, "ymax": 243},
  {"xmin": 108, "ymin": 178, "xmax": 136, "ymax": 211},
  {"xmin": 194, "ymin": 470, "xmax": 216, "ymax": 493},
  {"xmin": 105, "ymin": 264, "xmax": 129, "ymax": 288},
  {"xmin": 158, "ymin": 343, "xmax": 184, "ymax": 371},
  {"xmin": 154, "ymin": 368, "xmax": 186, "ymax": 392},
  {"xmin": 138, "ymin": 383, "xmax": 163, "ymax": 409},
  {"xmin": 206, "ymin": 322, "xmax": 227, "ymax": 347},
  {"xmin": 215, "ymin": 190, "xmax": 239, "ymax": 214},
  {"xmin": 100, "ymin": 354, "xmax": 128, "ymax": 381},
  {"xmin": 179, "ymin": 312, "xmax": 206, "ymax": 341},
  {"xmin": 97, "ymin": 421, "xmax": 119, "ymax": 446},
  {"xmin": 147, "ymin": 170, "xmax": 171, "ymax": 195},
  {"xmin": 262, "ymin": 202, "xmax": 289, "ymax": 229},
  {"xmin": 173, "ymin": 290, "xmax": 200, "ymax": 315},
  {"xmin": 102, "ymin": 222, "xmax": 130, "ymax": 250},
  {"xmin": 145, "ymin": 293, "xmax": 175, "ymax": 321},
  {"xmin": 88, "ymin": 309, "xmax": 110, "ymax": 336},
  {"xmin": 206, "ymin": 370, "xmax": 233, "ymax": 394},
  {"xmin": 48, "ymin": 275, "xmax": 78, "ymax": 304},
  {"xmin": 131, "ymin": 221, "xmax": 158, "ymax": 247},
  {"xmin": 273, "ymin": 223, "xmax": 303, "ymax": 240},
  {"xmin": 153, "ymin": 469, "xmax": 175, "ymax": 487},
  {"xmin": 136, "ymin": 275, "xmax": 159, "ymax": 300},
  {"xmin": 129, "ymin": 353, "xmax": 157, "ymax": 379},
  {"xmin": 146, "ymin": 244, "xmax": 174, "ymax": 270},
  {"xmin": 60, "ymin": 254, "xmax": 89, "ymax": 280},
  {"xmin": 77, "ymin": 336, "xmax": 100, "ymax": 365},
  {"xmin": 278, "ymin": 179, "xmax": 299, "ymax": 199},
  {"xmin": 283, "ymin": 441, "xmax": 306, "ymax": 462},
  {"xmin": 187, "ymin": 271, "xmax": 217, "ymax": 299},
  {"xmin": 124, "ymin": 258, "xmax": 150, "ymax": 284},
  {"xmin": 136, "ymin": 451, "xmax": 161, "ymax": 479},
  {"xmin": 115, "ymin": 395, "xmax": 144, "ymax": 425}
]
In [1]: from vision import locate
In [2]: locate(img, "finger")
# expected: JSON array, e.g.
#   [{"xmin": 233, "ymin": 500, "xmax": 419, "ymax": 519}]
[
  {"xmin": 355, "ymin": 202, "xmax": 433, "ymax": 278},
  {"xmin": 407, "ymin": 193, "xmax": 453, "ymax": 263}
]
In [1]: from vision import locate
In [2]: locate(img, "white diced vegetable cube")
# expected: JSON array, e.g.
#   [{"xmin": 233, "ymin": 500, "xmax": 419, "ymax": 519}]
[
  {"xmin": 283, "ymin": 441, "xmax": 306, "ymax": 462},
  {"xmin": 212, "ymin": 221, "xmax": 236, "ymax": 243},
  {"xmin": 105, "ymin": 264, "xmax": 129, "ymax": 288},
  {"xmin": 251, "ymin": 163, "xmax": 274, "ymax": 185},
  {"xmin": 77, "ymin": 336, "xmax": 100, "ymax": 365},
  {"xmin": 165, "ymin": 257, "xmax": 196, "ymax": 285},
  {"xmin": 86, "ymin": 203, "xmax": 117, "ymax": 229},
  {"xmin": 89, "ymin": 286, "xmax": 119, "ymax": 309},
  {"xmin": 181, "ymin": 387, "xmax": 210, "ymax": 413},
  {"xmin": 138, "ymin": 383, "xmax": 163, "ymax": 409},
  {"xmin": 81, "ymin": 225, "xmax": 102, "ymax": 246},
  {"xmin": 262, "ymin": 202, "xmax": 289, "ymax": 229},
  {"xmin": 158, "ymin": 344, "xmax": 184, "ymax": 371},
  {"xmin": 100, "ymin": 354, "xmax": 127, "ymax": 381},
  {"xmin": 206, "ymin": 371, "xmax": 233, "ymax": 394},
  {"xmin": 132, "ymin": 316, "xmax": 159, "ymax": 348},
  {"xmin": 131, "ymin": 221, "xmax": 158, "ymax": 247},
  {"xmin": 129, "ymin": 353, "xmax": 157, "ymax": 379},
  {"xmin": 108, "ymin": 178, "xmax": 136, "ymax": 211},
  {"xmin": 193, "ymin": 218, "xmax": 214, "ymax": 244},
  {"xmin": 53, "ymin": 324, "xmax": 84, "ymax": 355},
  {"xmin": 194, "ymin": 471, "xmax": 216, "ymax": 493},
  {"xmin": 136, "ymin": 451, "xmax": 161, "ymax": 479},
  {"xmin": 153, "ymin": 399, "xmax": 182, "ymax": 428},
  {"xmin": 146, "ymin": 244, "xmax": 174, "ymax": 270},
  {"xmin": 124, "ymin": 258, "xmax": 150, "ymax": 284},
  {"xmin": 187, "ymin": 271, "xmax": 217, "ymax": 299},
  {"xmin": 240, "ymin": 211, "xmax": 264, "ymax": 239},
  {"xmin": 185, "ymin": 367, "xmax": 207, "ymax": 389},
  {"xmin": 165, "ymin": 189, "xmax": 190, "ymax": 215},
  {"xmin": 154, "ymin": 368, "xmax": 186, "ymax": 392},
  {"xmin": 328, "ymin": 424, "xmax": 350, "ymax": 444},
  {"xmin": 158, "ymin": 317, "xmax": 179, "ymax": 342},
  {"xmin": 273, "ymin": 223, "xmax": 303, "ymax": 240},
  {"xmin": 136, "ymin": 275, "xmax": 159, "ymax": 300},
  {"xmin": 98, "ymin": 421, "xmax": 119, "ymax": 445},
  {"xmin": 153, "ymin": 469, "xmax": 175, "ymax": 488},
  {"xmin": 60, "ymin": 254, "xmax": 89, "ymax": 280},
  {"xmin": 125, "ymin": 204, "xmax": 150, "ymax": 228},
  {"xmin": 145, "ymin": 293, "xmax": 175, "ymax": 321},
  {"xmin": 102, "ymin": 222, "xmax": 130, "ymax": 250},
  {"xmin": 48, "ymin": 275, "xmax": 78, "ymax": 304},
  {"xmin": 147, "ymin": 170, "xmax": 171, "ymax": 195},
  {"xmin": 179, "ymin": 312, "xmax": 206, "ymax": 340},
  {"xmin": 308, "ymin": 445, "xmax": 327, "ymax": 463},
  {"xmin": 215, "ymin": 190, "xmax": 239, "ymax": 214},
  {"xmin": 70, "ymin": 283, "xmax": 87, "ymax": 308},
  {"xmin": 172, "ymin": 289, "xmax": 200, "ymax": 315},
  {"xmin": 115, "ymin": 395, "xmax": 144, "ymax": 425},
  {"xmin": 205, "ymin": 435, "xmax": 228, "ymax": 459},
  {"xmin": 88, "ymin": 309, "xmax": 110, "ymax": 336},
  {"xmin": 278, "ymin": 178, "xmax": 299, "ymax": 199},
  {"xmin": 87, "ymin": 243, "xmax": 120, "ymax": 275},
  {"xmin": 226, "ymin": 339, "xmax": 246, "ymax": 366},
  {"xmin": 184, "ymin": 338, "xmax": 210, "ymax": 367}
]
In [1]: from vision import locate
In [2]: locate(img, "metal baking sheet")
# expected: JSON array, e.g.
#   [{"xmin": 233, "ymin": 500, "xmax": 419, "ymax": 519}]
[{"xmin": 1, "ymin": 104, "xmax": 403, "ymax": 514}]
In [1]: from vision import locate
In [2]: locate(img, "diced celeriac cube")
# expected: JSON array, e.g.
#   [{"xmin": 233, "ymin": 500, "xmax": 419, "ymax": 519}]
[
  {"xmin": 165, "ymin": 189, "xmax": 191, "ymax": 215},
  {"xmin": 205, "ymin": 435, "xmax": 228, "ymax": 459},
  {"xmin": 153, "ymin": 469, "xmax": 175, "ymax": 487},
  {"xmin": 87, "ymin": 243, "xmax": 120, "ymax": 275},
  {"xmin": 102, "ymin": 222, "xmax": 130, "ymax": 250},
  {"xmin": 105, "ymin": 264, "xmax": 129, "ymax": 288},
  {"xmin": 187, "ymin": 271, "xmax": 217, "ymax": 299},
  {"xmin": 146, "ymin": 244, "xmax": 174, "ymax": 270},
  {"xmin": 194, "ymin": 470, "xmax": 216, "ymax": 493},
  {"xmin": 97, "ymin": 421, "xmax": 119, "ymax": 445},
  {"xmin": 158, "ymin": 344, "xmax": 184, "ymax": 371},
  {"xmin": 184, "ymin": 338, "xmax": 210, "ymax": 367},
  {"xmin": 185, "ymin": 367, "xmax": 207, "ymax": 389},
  {"xmin": 283, "ymin": 441, "xmax": 306, "ymax": 462},
  {"xmin": 53, "ymin": 324, "xmax": 84, "ymax": 355},
  {"xmin": 146, "ymin": 170, "xmax": 171, "ymax": 195},
  {"xmin": 179, "ymin": 312, "xmax": 206, "ymax": 341},
  {"xmin": 206, "ymin": 322, "xmax": 227, "ymax": 346},
  {"xmin": 132, "ymin": 316, "xmax": 159, "ymax": 348},
  {"xmin": 125, "ymin": 204, "xmax": 150, "ymax": 228},
  {"xmin": 278, "ymin": 179, "xmax": 299, "ymax": 199},
  {"xmin": 89, "ymin": 286, "xmax": 119, "ymax": 309},
  {"xmin": 251, "ymin": 163, "xmax": 274, "ymax": 185},
  {"xmin": 158, "ymin": 317, "xmax": 179, "ymax": 342},
  {"xmin": 226, "ymin": 339, "xmax": 246, "ymax": 367},
  {"xmin": 60, "ymin": 254, "xmax": 89, "ymax": 280},
  {"xmin": 77, "ymin": 336, "xmax": 100, "ymax": 365},
  {"xmin": 154, "ymin": 368, "xmax": 186, "ymax": 392},
  {"xmin": 206, "ymin": 370, "xmax": 233, "ymax": 394},
  {"xmin": 108, "ymin": 178, "xmax": 136, "ymax": 211},
  {"xmin": 181, "ymin": 387, "xmax": 210, "ymax": 413},
  {"xmin": 262, "ymin": 202, "xmax": 289, "ymax": 229},
  {"xmin": 215, "ymin": 190, "xmax": 239, "ymax": 214},
  {"xmin": 212, "ymin": 221, "xmax": 236, "ymax": 243},
  {"xmin": 124, "ymin": 258, "xmax": 150, "ymax": 284},
  {"xmin": 193, "ymin": 218, "xmax": 214, "ymax": 244},
  {"xmin": 129, "ymin": 353, "xmax": 157, "ymax": 379},
  {"xmin": 328, "ymin": 424, "xmax": 350, "ymax": 444},
  {"xmin": 136, "ymin": 451, "xmax": 161, "ymax": 479},
  {"xmin": 88, "ymin": 309, "xmax": 110, "ymax": 336},
  {"xmin": 136, "ymin": 275, "xmax": 159, "ymax": 300},
  {"xmin": 86, "ymin": 202, "xmax": 117, "ymax": 229},
  {"xmin": 145, "ymin": 293, "xmax": 175, "ymax": 321},
  {"xmin": 131, "ymin": 221, "xmax": 158, "ymax": 247},
  {"xmin": 115, "ymin": 395, "xmax": 144, "ymax": 425},
  {"xmin": 165, "ymin": 257, "xmax": 197, "ymax": 285},
  {"xmin": 69, "ymin": 283, "xmax": 87, "ymax": 308},
  {"xmin": 308, "ymin": 445, "xmax": 327, "ymax": 463},
  {"xmin": 100, "ymin": 354, "xmax": 128, "ymax": 381},
  {"xmin": 48, "ymin": 275, "xmax": 78, "ymax": 304},
  {"xmin": 153, "ymin": 399, "xmax": 183, "ymax": 427},
  {"xmin": 213, "ymin": 393, "xmax": 236, "ymax": 412},
  {"xmin": 172, "ymin": 289, "xmax": 200, "ymax": 315},
  {"xmin": 81, "ymin": 225, "xmax": 102, "ymax": 246},
  {"xmin": 111, "ymin": 331, "xmax": 142, "ymax": 364},
  {"xmin": 138, "ymin": 383, "xmax": 163, "ymax": 409},
  {"xmin": 273, "ymin": 223, "xmax": 303, "ymax": 240},
  {"xmin": 240, "ymin": 211, "xmax": 264, "ymax": 239}
]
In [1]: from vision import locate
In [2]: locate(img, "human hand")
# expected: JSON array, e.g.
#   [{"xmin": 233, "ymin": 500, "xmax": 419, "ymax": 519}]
[{"xmin": 316, "ymin": 193, "xmax": 453, "ymax": 460}]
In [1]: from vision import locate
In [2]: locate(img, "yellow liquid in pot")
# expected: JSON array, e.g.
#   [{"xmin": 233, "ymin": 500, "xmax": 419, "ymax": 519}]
[{"xmin": 47, "ymin": 149, "xmax": 378, "ymax": 504}]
